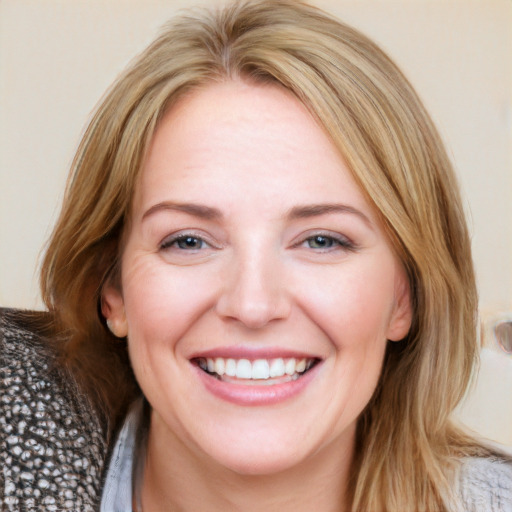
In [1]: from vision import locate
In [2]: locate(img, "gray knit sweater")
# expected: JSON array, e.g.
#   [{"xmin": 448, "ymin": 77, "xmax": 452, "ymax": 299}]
[
  {"xmin": 1, "ymin": 309, "xmax": 511, "ymax": 511},
  {"xmin": 458, "ymin": 457, "xmax": 512, "ymax": 511}
]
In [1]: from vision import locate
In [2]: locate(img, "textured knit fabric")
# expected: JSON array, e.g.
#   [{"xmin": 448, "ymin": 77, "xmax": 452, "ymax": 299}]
[
  {"xmin": 1, "ymin": 309, "xmax": 512, "ymax": 511},
  {"xmin": 458, "ymin": 456, "xmax": 512, "ymax": 511},
  {"xmin": 0, "ymin": 309, "xmax": 107, "ymax": 511}
]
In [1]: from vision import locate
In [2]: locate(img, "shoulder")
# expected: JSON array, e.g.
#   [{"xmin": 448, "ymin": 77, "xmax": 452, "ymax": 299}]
[
  {"xmin": 458, "ymin": 455, "xmax": 512, "ymax": 512},
  {"xmin": 0, "ymin": 308, "xmax": 109, "ymax": 511}
]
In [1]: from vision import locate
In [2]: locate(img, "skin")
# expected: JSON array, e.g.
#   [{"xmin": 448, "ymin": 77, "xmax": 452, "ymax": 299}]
[{"xmin": 103, "ymin": 80, "xmax": 412, "ymax": 511}]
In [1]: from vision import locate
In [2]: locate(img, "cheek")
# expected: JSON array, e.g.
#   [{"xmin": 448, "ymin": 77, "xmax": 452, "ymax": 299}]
[
  {"xmin": 295, "ymin": 260, "xmax": 397, "ymax": 353},
  {"xmin": 305, "ymin": 263, "xmax": 395, "ymax": 416},
  {"xmin": 120, "ymin": 254, "xmax": 219, "ymax": 348}
]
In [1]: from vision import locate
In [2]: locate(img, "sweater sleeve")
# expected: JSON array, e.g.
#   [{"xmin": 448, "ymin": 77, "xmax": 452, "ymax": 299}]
[
  {"xmin": 0, "ymin": 310, "xmax": 108, "ymax": 511},
  {"xmin": 459, "ymin": 456, "xmax": 512, "ymax": 512}
]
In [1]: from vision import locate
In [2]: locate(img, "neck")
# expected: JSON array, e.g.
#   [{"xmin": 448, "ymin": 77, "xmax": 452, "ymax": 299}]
[{"xmin": 141, "ymin": 414, "xmax": 354, "ymax": 512}]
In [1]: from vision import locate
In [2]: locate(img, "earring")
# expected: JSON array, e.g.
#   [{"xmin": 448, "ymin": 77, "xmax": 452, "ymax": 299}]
[{"xmin": 106, "ymin": 318, "xmax": 126, "ymax": 339}]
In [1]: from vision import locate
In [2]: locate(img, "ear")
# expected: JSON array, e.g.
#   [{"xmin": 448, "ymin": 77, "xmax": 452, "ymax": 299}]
[
  {"xmin": 101, "ymin": 284, "xmax": 128, "ymax": 338},
  {"xmin": 386, "ymin": 269, "xmax": 413, "ymax": 342}
]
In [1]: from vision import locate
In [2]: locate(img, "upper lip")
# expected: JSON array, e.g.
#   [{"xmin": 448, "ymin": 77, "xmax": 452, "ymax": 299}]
[{"xmin": 189, "ymin": 346, "xmax": 322, "ymax": 361}]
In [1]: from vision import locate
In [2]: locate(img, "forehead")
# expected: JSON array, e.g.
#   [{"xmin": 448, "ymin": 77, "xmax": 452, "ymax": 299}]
[{"xmin": 133, "ymin": 80, "xmax": 372, "ymax": 219}]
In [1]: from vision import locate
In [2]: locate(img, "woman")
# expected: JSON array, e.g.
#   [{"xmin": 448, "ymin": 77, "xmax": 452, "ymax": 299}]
[{"xmin": 1, "ymin": 0, "xmax": 510, "ymax": 510}]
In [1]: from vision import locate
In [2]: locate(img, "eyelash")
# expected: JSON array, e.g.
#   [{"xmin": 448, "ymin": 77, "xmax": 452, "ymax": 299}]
[
  {"xmin": 160, "ymin": 233, "xmax": 211, "ymax": 251},
  {"xmin": 159, "ymin": 232, "xmax": 356, "ymax": 253},
  {"xmin": 298, "ymin": 233, "xmax": 356, "ymax": 252}
]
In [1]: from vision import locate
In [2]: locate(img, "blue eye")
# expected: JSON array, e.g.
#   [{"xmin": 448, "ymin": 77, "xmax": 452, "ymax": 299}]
[
  {"xmin": 306, "ymin": 235, "xmax": 336, "ymax": 249},
  {"xmin": 161, "ymin": 235, "xmax": 207, "ymax": 250},
  {"xmin": 302, "ymin": 233, "xmax": 355, "ymax": 252},
  {"xmin": 177, "ymin": 236, "xmax": 205, "ymax": 250}
]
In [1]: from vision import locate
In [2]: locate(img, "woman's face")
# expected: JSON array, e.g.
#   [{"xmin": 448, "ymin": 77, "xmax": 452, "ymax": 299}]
[{"xmin": 103, "ymin": 81, "xmax": 411, "ymax": 475}]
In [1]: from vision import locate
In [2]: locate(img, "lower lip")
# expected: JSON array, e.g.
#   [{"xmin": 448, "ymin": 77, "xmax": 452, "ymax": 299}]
[{"xmin": 194, "ymin": 364, "xmax": 320, "ymax": 406}]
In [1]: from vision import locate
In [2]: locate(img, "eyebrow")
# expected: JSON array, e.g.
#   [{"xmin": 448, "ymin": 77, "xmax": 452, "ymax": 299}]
[
  {"xmin": 287, "ymin": 203, "xmax": 372, "ymax": 226},
  {"xmin": 142, "ymin": 201, "xmax": 371, "ymax": 226},
  {"xmin": 142, "ymin": 202, "xmax": 223, "ymax": 221}
]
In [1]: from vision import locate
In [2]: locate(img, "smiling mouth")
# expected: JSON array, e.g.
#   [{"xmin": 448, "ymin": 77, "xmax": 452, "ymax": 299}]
[{"xmin": 193, "ymin": 357, "xmax": 320, "ymax": 385}]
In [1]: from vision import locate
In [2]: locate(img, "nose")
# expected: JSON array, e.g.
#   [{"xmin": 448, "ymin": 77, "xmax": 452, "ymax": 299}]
[{"xmin": 215, "ymin": 248, "xmax": 291, "ymax": 329}]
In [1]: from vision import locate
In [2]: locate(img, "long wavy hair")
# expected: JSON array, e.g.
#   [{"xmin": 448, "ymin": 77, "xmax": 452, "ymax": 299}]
[{"xmin": 41, "ymin": 1, "xmax": 489, "ymax": 510}]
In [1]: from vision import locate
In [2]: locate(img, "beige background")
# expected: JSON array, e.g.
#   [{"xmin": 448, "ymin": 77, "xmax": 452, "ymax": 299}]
[{"xmin": 1, "ymin": 1, "xmax": 511, "ymax": 444}]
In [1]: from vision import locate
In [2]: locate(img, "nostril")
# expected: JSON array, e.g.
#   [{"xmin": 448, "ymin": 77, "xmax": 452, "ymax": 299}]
[
  {"xmin": 216, "ymin": 288, "xmax": 290, "ymax": 329},
  {"xmin": 218, "ymin": 301, "xmax": 289, "ymax": 329}
]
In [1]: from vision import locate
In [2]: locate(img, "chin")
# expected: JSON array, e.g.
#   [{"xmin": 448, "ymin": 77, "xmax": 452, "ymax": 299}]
[
  {"xmin": 194, "ymin": 423, "xmax": 319, "ymax": 477},
  {"xmin": 210, "ymin": 449, "xmax": 306, "ymax": 477}
]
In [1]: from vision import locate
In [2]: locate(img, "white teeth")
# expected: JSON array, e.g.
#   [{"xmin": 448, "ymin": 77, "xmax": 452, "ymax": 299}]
[
  {"xmin": 285, "ymin": 358, "xmax": 296, "ymax": 376},
  {"xmin": 200, "ymin": 356, "xmax": 315, "ymax": 381},
  {"xmin": 269, "ymin": 358, "xmax": 285, "ymax": 377},
  {"xmin": 251, "ymin": 359, "xmax": 270, "ymax": 379},
  {"xmin": 236, "ymin": 359, "xmax": 252, "ymax": 379},
  {"xmin": 296, "ymin": 359, "xmax": 306, "ymax": 373},
  {"xmin": 214, "ymin": 358, "xmax": 225, "ymax": 376},
  {"xmin": 225, "ymin": 358, "xmax": 237, "ymax": 377}
]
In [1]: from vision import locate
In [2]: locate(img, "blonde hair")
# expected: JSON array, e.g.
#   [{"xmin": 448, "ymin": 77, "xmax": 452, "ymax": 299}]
[{"xmin": 41, "ymin": 1, "xmax": 488, "ymax": 509}]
